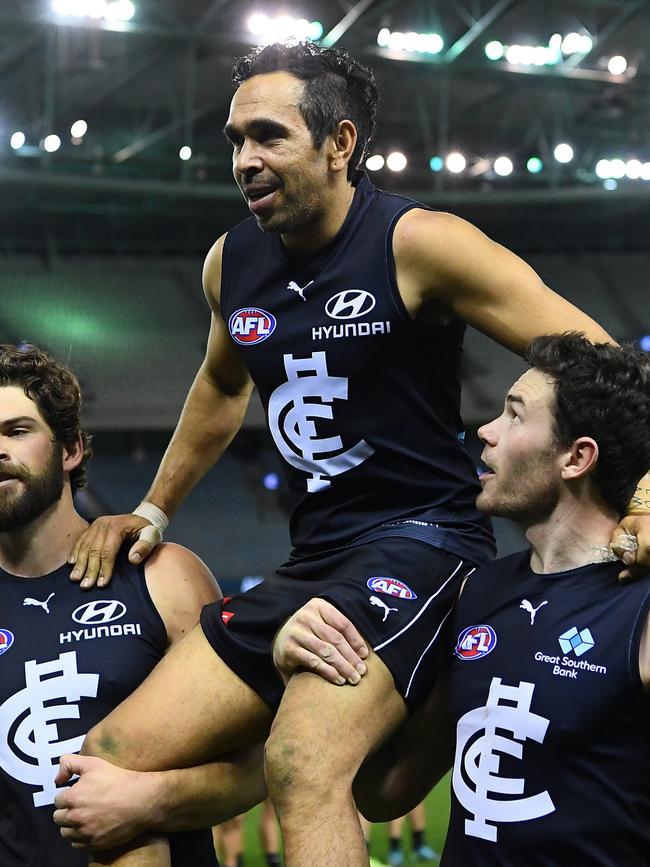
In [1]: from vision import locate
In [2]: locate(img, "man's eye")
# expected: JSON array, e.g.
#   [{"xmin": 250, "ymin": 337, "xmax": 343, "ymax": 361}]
[{"xmin": 9, "ymin": 429, "xmax": 28, "ymax": 437}]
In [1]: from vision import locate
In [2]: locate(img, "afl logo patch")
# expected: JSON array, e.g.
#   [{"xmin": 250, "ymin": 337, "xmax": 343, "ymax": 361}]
[
  {"xmin": 366, "ymin": 576, "xmax": 417, "ymax": 600},
  {"xmin": 455, "ymin": 624, "xmax": 497, "ymax": 660},
  {"xmin": 325, "ymin": 290, "xmax": 376, "ymax": 320},
  {"xmin": 0, "ymin": 629, "xmax": 15, "ymax": 656},
  {"xmin": 229, "ymin": 308, "xmax": 276, "ymax": 345}
]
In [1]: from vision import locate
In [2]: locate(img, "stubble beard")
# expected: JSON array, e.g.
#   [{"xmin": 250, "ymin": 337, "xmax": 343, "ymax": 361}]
[{"xmin": 0, "ymin": 443, "xmax": 65, "ymax": 532}]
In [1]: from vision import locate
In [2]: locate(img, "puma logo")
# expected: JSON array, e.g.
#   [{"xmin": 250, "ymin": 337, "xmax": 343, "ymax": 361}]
[
  {"xmin": 286, "ymin": 280, "xmax": 314, "ymax": 301},
  {"xmin": 23, "ymin": 592, "xmax": 55, "ymax": 614},
  {"xmin": 369, "ymin": 595, "xmax": 398, "ymax": 622},
  {"xmin": 520, "ymin": 598, "xmax": 548, "ymax": 625}
]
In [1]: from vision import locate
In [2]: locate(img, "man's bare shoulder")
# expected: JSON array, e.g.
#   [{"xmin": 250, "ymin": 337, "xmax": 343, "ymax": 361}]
[
  {"xmin": 202, "ymin": 232, "xmax": 229, "ymax": 308},
  {"xmin": 144, "ymin": 542, "xmax": 221, "ymax": 645}
]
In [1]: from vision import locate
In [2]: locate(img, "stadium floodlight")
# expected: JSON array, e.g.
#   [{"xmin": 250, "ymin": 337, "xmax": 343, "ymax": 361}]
[
  {"xmin": 10, "ymin": 131, "xmax": 26, "ymax": 150},
  {"xmin": 595, "ymin": 159, "xmax": 611, "ymax": 179},
  {"xmin": 625, "ymin": 159, "xmax": 642, "ymax": 180},
  {"xmin": 485, "ymin": 40, "xmax": 504, "ymax": 61},
  {"xmin": 86, "ymin": 0, "xmax": 107, "ymax": 18},
  {"xmin": 641, "ymin": 162, "xmax": 650, "ymax": 181},
  {"xmin": 52, "ymin": 0, "xmax": 75, "ymax": 14},
  {"xmin": 603, "ymin": 179, "xmax": 617, "ymax": 191},
  {"xmin": 608, "ymin": 158, "xmax": 626, "ymax": 179},
  {"xmin": 640, "ymin": 335, "xmax": 650, "ymax": 352},
  {"xmin": 43, "ymin": 134, "xmax": 62, "ymax": 152},
  {"xmin": 376, "ymin": 28, "xmax": 443, "ymax": 55},
  {"xmin": 561, "ymin": 32, "xmax": 593, "ymax": 55},
  {"xmin": 526, "ymin": 157, "xmax": 543, "ymax": 174},
  {"xmin": 386, "ymin": 151, "xmax": 407, "ymax": 172},
  {"xmin": 70, "ymin": 119, "xmax": 87, "ymax": 138},
  {"xmin": 493, "ymin": 156, "xmax": 513, "ymax": 177},
  {"xmin": 553, "ymin": 143, "xmax": 573, "ymax": 163},
  {"xmin": 179, "ymin": 145, "xmax": 192, "ymax": 161},
  {"xmin": 429, "ymin": 155, "xmax": 444, "ymax": 172},
  {"xmin": 105, "ymin": 0, "xmax": 135, "ymax": 20},
  {"xmin": 608, "ymin": 55, "xmax": 627, "ymax": 75},
  {"xmin": 248, "ymin": 13, "xmax": 322, "ymax": 45},
  {"xmin": 446, "ymin": 152, "xmax": 466, "ymax": 173},
  {"xmin": 365, "ymin": 154, "xmax": 384, "ymax": 171}
]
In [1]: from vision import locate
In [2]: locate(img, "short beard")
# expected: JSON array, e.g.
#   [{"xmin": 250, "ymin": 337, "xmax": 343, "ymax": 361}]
[{"xmin": 0, "ymin": 442, "xmax": 65, "ymax": 532}]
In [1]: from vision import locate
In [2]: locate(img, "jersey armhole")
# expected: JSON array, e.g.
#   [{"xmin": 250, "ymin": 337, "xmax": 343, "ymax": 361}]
[
  {"xmin": 626, "ymin": 587, "xmax": 650, "ymax": 693},
  {"xmin": 384, "ymin": 202, "xmax": 432, "ymax": 323},
  {"xmin": 218, "ymin": 232, "xmax": 234, "ymax": 320}
]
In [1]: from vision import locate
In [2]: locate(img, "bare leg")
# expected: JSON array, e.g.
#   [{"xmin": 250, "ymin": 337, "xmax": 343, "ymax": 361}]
[
  {"xmin": 265, "ymin": 650, "xmax": 407, "ymax": 867},
  {"xmin": 213, "ymin": 814, "xmax": 244, "ymax": 867},
  {"xmin": 83, "ymin": 625, "xmax": 273, "ymax": 865},
  {"xmin": 90, "ymin": 835, "xmax": 170, "ymax": 867}
]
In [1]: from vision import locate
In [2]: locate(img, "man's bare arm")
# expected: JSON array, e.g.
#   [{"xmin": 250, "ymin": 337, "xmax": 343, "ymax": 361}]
[
  {"xmin": 69, "ymin": 235, "xmax": 253, "ymax": 587},
  {"xmin": 393, "ymin": 209, "xmax": 613, "ymax": 353}
]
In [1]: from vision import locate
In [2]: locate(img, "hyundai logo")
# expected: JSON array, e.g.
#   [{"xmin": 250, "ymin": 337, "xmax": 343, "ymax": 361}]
[
  {"xmin": 325, "ymin": 290, "xmax": 376, "ymax": 320},
  {"xmin": 72, "ymin": 600, "xmax": 127, "ymax": 625}
]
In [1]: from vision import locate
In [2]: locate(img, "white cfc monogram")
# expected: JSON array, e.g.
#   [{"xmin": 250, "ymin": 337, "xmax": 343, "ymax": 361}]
[
  {"xmin": 268, "ymin": 352, "xmax": 374, "ymax": 492},
  {"xmin": 0, "ymin": 651, "xmax": 99, "ymax": 806},
  {"xmin": 452, "ymin": 677, "xmax": 555, "ymax": 841}
]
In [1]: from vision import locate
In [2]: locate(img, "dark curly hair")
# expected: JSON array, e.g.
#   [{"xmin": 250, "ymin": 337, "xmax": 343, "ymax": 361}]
[
  {"xmin": 525, "ymin": 333, "xmax": 650, "ymax": 515},
  {"xmin": 0, "ymin": 344, "xmax": 92, "ymax": 494},
  {"xmin": 232, "ymin": 41, "xmax": 378, "ymax": 180}
]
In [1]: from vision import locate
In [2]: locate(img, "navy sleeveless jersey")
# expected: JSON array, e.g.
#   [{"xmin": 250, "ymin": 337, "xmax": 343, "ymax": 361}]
[
  {"xmin": 0, "ymin": 551, "xmax": 217, "ymax": 867},
  {"xmin": 220, "ymin": 173, "xmax": 494, "ymax": 566},
  {"xmin": 443, "ymin": 551, "xmax": 650, "ymax": 866}
]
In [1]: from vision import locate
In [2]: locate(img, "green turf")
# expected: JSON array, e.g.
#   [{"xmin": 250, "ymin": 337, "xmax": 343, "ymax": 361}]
[{"xmin": 231, "ymin": 774, "xmax": 451, "ymax": 866}]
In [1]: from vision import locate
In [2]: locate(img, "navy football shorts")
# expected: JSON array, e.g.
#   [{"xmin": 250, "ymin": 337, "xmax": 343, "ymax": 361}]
[{"xmin": 200, "ymin": 537, "xmax": 475, "ymax": 710}]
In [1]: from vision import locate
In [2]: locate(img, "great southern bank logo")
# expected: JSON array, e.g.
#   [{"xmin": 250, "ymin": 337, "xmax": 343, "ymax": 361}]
[
  {"xmin": 455, "ymin": 625, "xmax": 497, "ymax": 660},
  {"xmin": 229, "ymin": 308, "xmax": 277, "ymax": 345},
  {"xmin": 558, "ymin": 626, "xmax": 595, "ymax": 657}
]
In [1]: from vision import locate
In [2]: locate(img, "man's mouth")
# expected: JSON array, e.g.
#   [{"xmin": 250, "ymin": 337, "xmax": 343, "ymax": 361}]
[
  {"xmin": 478, "ymin": 458, "xmax": 496, "ymax": 481},
  {"xmin": 0, "ymin": 473, "xmax": 19, "ymax": 486},
  {"xmin": 244, "ymin": 184, "xmax": 280, "ymax": 213}
]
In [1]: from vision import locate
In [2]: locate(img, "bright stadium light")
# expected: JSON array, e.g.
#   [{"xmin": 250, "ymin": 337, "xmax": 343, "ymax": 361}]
[
  {"xmin": 179, "ymin": 145, "xmax": 192, "ymax": 161},
  {"xmin": 603, "ymin": 178, "xmax": 618, "ymax": 191},
  {"xmin": 365, "ymin": 154, "xmax": 384, "ymax": 171},
  {"xmin": 248, "ymin": 13, "xmax": 322, "ymax": 45},
  {"xmin": 485, "ymin": 40, "xmax": 504, "ymax": 61},
  {"xmin": 641, "ymin": 162, "xmax": 650, "ymax": 181},
  {"xmin": 640, "ymin": 335, "xmax": 650, "ymax": 352},
  {"xmin": 553, "ymin": 143, "xmax": 573, "ymax": 163},
  {"xmin": 608, "ymin": 55, "xmax": 628, "ymax": 75},
  {"xmin": 446, "ymin": 152, "xmax": 466, "ymax": 173},
  {"xmin": 493, "ymin": 156, "xmax": 513, "ymax": 177},
  {"xmin": 105, "ymin": 0, "xmax": 135, "ymax": 20},
  {"xmin": 70, "ymin": 119, "xmax": 87, "ymax": 138},
  {"xmin": 561, "ymin": 32, "xmax": 593, "ymax": 55},
  {"xmin": 86, "ymin": 0, "xmax": 107, "ymax": 18},
  {"xmin": 429, "ymin": 155, "xmax": 444, "ymax": 172},
  {"xmin": 527, "ymin": 156, "xmax": 543, "ymax": 174},
  {"xmin": 376, "ymin": 28, "xmax": 443, "ymax": 55},
  {"xmin": 625, "ymin": 159, "xmax": 642, "ymax": 179},
  {"xmin": 608, "ymin": 158, "xmax": 626, "ymax": 179},
  {"xmin": 386, "ymin": 151, "xmax": 407, "ymax": 172},
  {"xmin": 595, "ymin": 159, "xmax": 611, "ymax": 179},
  {"xmin": 43, "ymin": 134, "xmax": 61, "ymax": 152},
  {"xmin": 10, "ymin": 131, "xmax": 25, "ymax": 150}
]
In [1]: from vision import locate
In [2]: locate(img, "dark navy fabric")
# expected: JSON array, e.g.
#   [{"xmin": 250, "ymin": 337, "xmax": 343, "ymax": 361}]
[
  {"xmin": 201, "ymin": 538, "xmax": 472, "ymax": 710},
  {"xmin": 0, "ymin": 550, "xmax": 217, "ymax": 867},
  {"xmin": 442, "ymin": 550, "xmax": 650, "ymax": 866},
  {"xmin": 220, "ymin": 173, "xmax": 495, "ymax": 567}
]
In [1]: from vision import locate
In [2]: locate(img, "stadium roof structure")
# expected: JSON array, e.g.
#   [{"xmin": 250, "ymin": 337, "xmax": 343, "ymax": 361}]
[{"xmin": 1, "ymin": 0, "xmax": 649, "ymax": 254}]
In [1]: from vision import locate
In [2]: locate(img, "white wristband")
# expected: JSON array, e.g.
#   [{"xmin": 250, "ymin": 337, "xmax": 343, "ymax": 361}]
[{"xmin": 132, "ymin": 501, "xmax": 169, "ymax": 534}]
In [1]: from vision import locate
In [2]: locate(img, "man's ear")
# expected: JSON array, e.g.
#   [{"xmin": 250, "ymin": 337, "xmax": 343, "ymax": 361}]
[
  {"xmin": 561, "ymin": 436, "xmax": 599, "ymax": 481},
  {"xmin": 328, "ymin": 119, "xmax": 357, "ymax": 174},
  {"xmin": 62, "ymin": 433, "xmax": 84, "ymax": 474}
]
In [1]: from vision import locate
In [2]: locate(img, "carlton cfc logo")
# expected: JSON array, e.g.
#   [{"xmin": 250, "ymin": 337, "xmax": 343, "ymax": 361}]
[
  {"xmin": 366, "ymin": 576, "xmax": 417, "ymax": 600},
  {"xmin": 229, "ymin": 308, "xmax": 277, "ymax": 345},
  {"xmin": 455, "ymin": 625, "xmax": 497, "ymax": 660}
]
